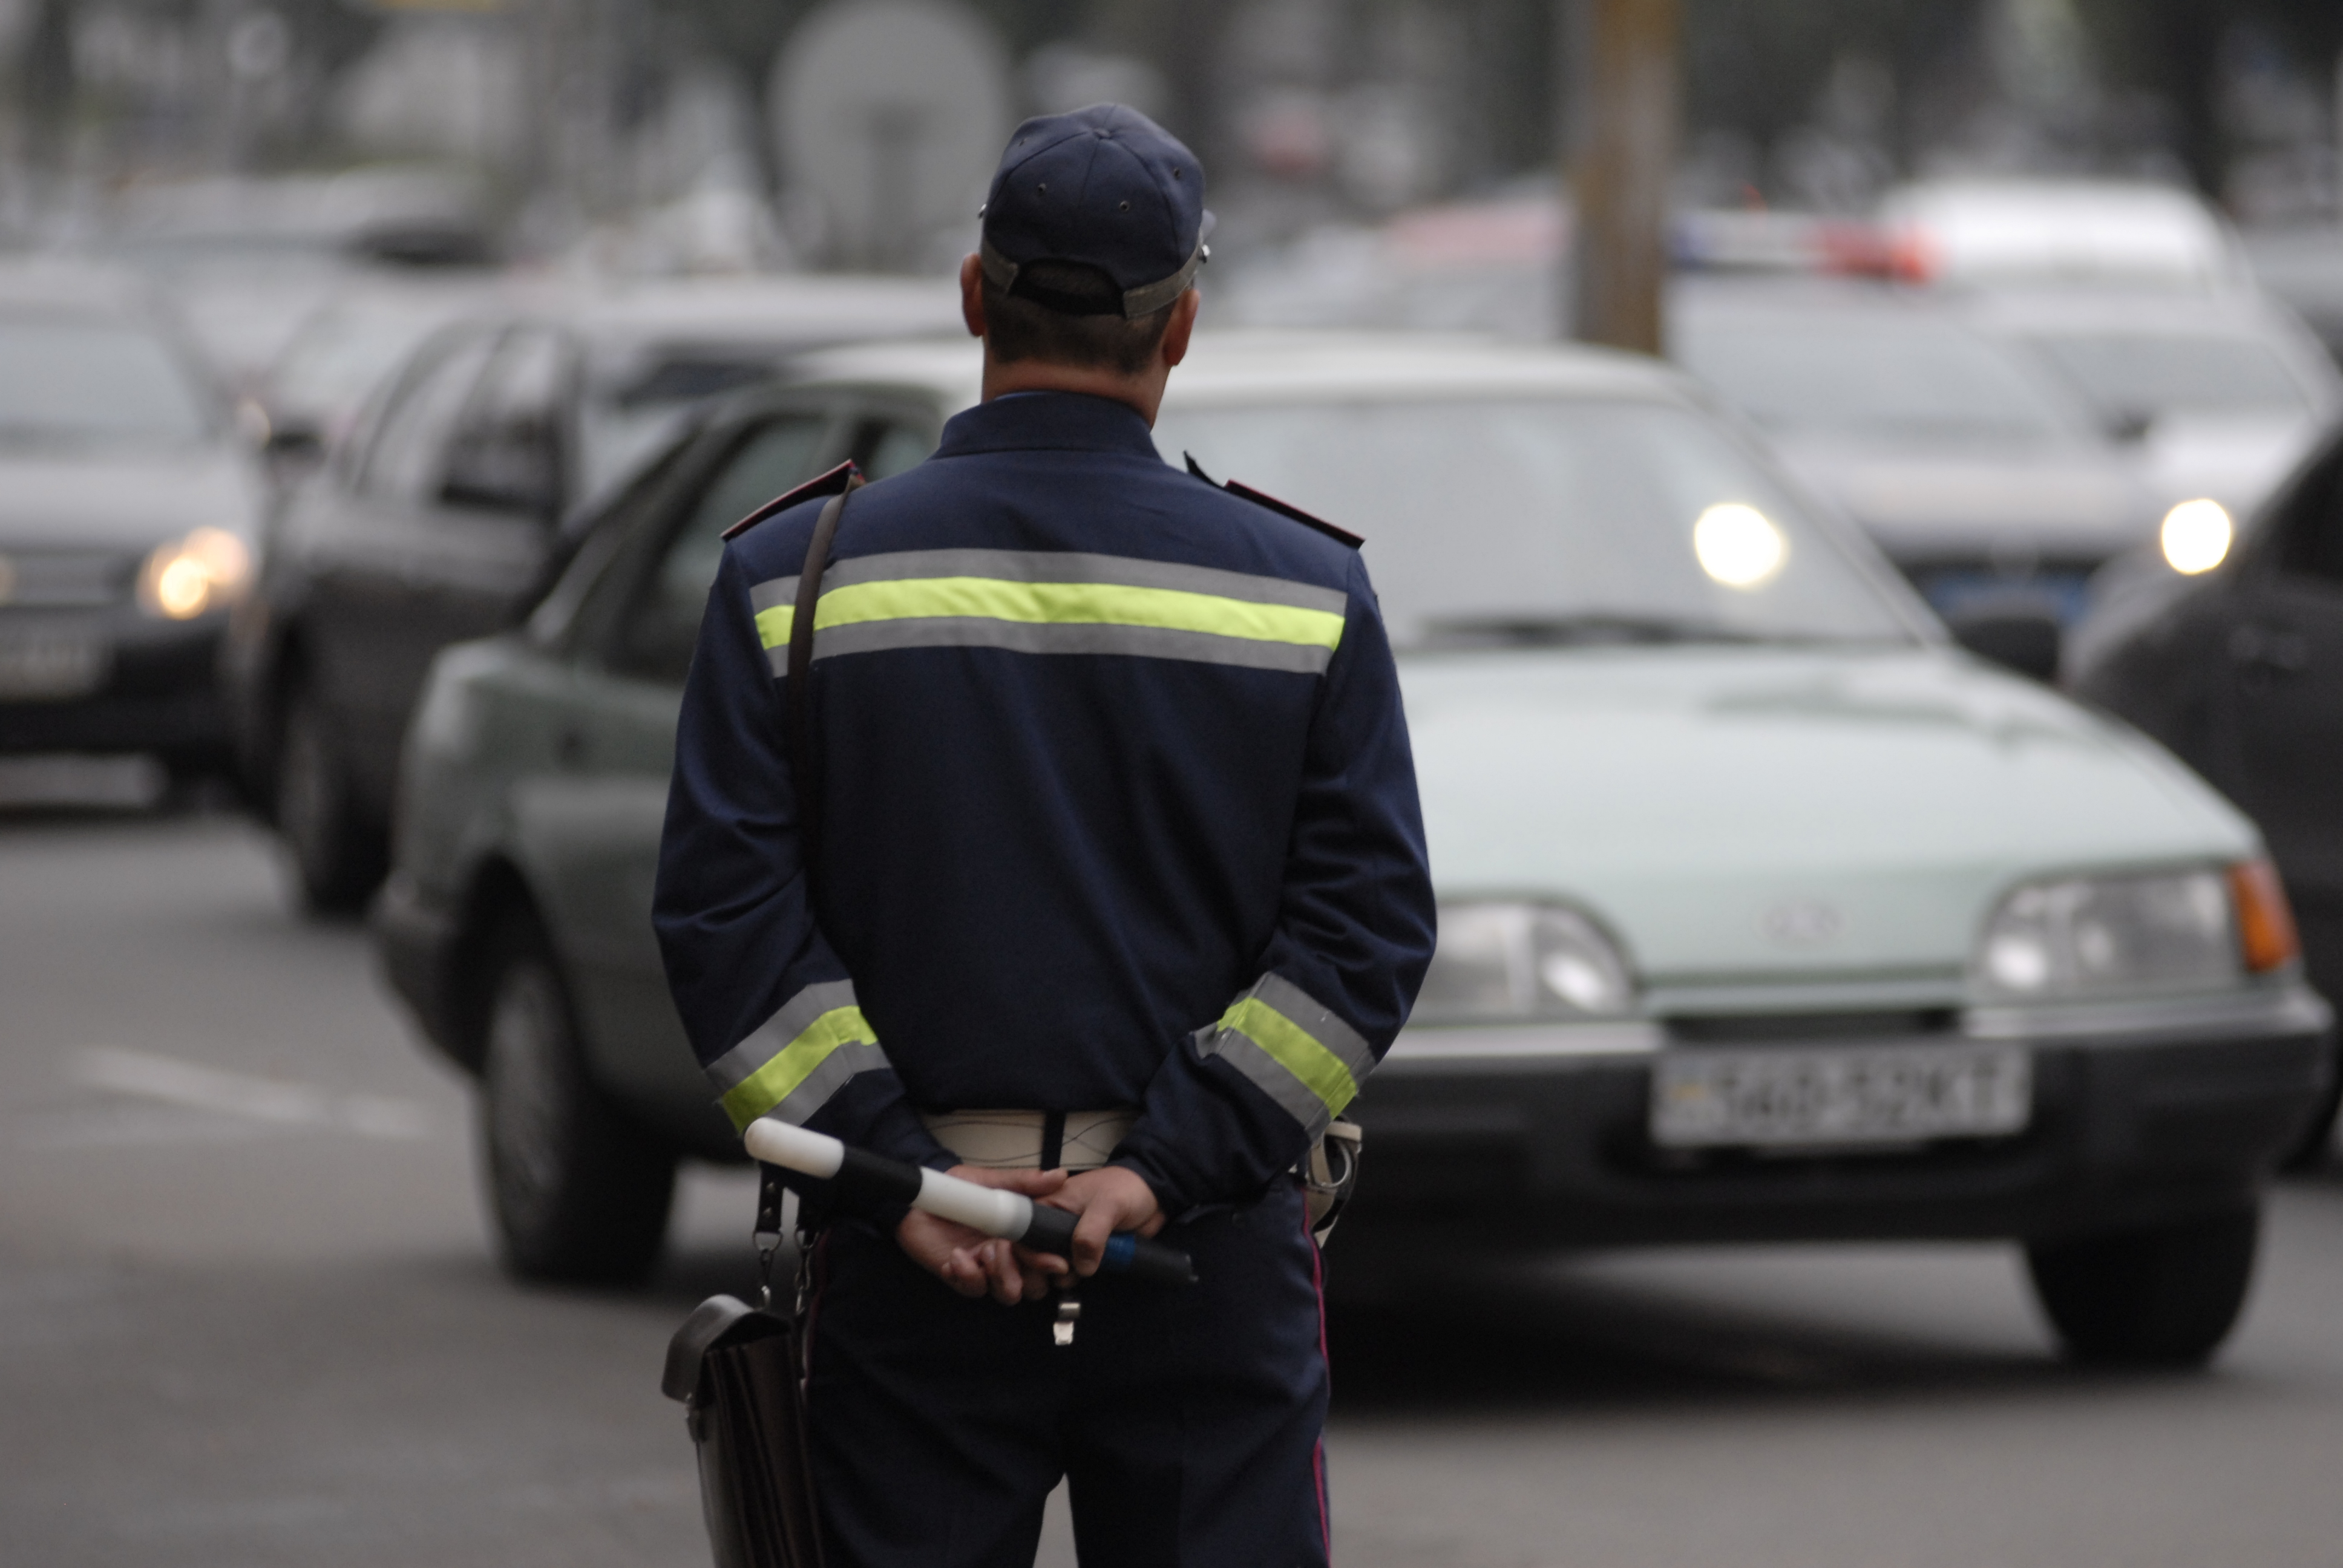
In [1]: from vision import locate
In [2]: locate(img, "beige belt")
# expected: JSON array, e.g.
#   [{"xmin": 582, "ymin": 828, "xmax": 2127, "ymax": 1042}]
[{"xmin": 921, "ymin": 1108, "xmax": 1138, "ymax": 1172}]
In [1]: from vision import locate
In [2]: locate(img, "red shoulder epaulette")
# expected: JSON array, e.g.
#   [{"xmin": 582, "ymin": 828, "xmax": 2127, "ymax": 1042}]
[
  {"xmin": 721, "ymin": 460, "xmax": 862, "ymax": 542},
  {"xmin": 1183, "ymin": 452, "xmax": 1363, "ymax": 549}
]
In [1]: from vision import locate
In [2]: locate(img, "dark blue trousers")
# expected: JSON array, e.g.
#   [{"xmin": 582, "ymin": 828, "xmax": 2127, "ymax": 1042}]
[{"xmin": 804, "ymin": 1178, "xmax": 1332, "ymax": 1568}]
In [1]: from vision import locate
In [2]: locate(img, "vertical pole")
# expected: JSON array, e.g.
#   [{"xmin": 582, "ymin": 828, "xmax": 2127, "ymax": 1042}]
[{"xmin": 1566, "ymin": 0, "xmax": 1681, "ymax": 356}]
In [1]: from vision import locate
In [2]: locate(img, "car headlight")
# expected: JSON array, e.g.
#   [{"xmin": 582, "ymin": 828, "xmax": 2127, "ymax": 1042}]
[
  {"xmin": 138, "ymin": 527, "xmax": 252, "ymax": 620},
  {"xmin": 1973, "ymin": 861, "xmax": 2299, "ymax": 1000},
  {"xmin": 1414, "ymin": 901, "xmax": 1636, "ymax": 1023}
]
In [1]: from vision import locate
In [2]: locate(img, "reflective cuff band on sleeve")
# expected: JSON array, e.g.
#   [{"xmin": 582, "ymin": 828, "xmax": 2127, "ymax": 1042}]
[
  {"xmin": 1194, "ymin": 973, "xmax": 1378, "ymax": 1139},
  {"xmin": 707, "ymin": 979, "xmax": 888, "ymax": 1132}
]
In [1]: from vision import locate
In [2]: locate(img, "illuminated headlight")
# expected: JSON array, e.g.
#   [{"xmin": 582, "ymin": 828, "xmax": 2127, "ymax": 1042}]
[
  {"xmin": 2160, "ymin": 499, "xmax": 2232, "ymax": 575},
  {"xmin": 1974, "ymin": 862, "xmax": 2298, "ymax": 1000},
  {"xmin": 138, "ymin": 528, "xmax": 252, "ymax": 620},
  {"xmin": 1414, "ymin": 901, "xmax": 1636, "ymax": 1023}
]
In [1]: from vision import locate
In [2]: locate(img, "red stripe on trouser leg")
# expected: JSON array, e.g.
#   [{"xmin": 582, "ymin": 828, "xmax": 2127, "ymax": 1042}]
[{"xmin": 1305, "ymin": 1192, "xmax": 1332, "ymax": 1564}]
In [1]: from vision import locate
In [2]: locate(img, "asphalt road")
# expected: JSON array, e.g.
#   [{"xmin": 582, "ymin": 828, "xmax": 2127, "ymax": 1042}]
[{"xmin": 5, "ymin": 805, "xmax": 2342, "ymax": 1568}]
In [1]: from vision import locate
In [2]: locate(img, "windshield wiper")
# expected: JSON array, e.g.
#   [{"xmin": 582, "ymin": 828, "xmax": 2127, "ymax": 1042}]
[{"xmin": 1419, "ymin": 613, "xmax": 1768, "ymax": 648}]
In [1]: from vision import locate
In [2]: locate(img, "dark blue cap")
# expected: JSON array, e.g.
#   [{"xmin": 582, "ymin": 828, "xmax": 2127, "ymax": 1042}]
[{"xmin": 979, "ymin": 103, "xmax": 1210, "ymax": 320}]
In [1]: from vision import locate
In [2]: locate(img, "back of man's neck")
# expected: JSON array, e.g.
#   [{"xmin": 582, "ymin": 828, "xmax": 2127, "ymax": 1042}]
[{"xmin": 981, "ymin": 353, "xmax": 1165, "ymax": 425}]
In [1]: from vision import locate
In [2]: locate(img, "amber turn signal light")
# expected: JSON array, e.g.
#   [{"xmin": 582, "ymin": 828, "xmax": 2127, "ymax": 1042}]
[{"xmin": 2229, "ymin": 860, "xmax": 2300, "ymax": 973}]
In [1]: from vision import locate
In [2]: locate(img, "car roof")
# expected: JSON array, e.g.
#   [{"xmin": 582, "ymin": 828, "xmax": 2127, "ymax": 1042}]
[
  {"xmin": 785, "ymin": 329, "xmax": 1700, "ymax": 416},
  {"xmin": 0, "ymin": 259, "xmax": 162, "ymax": 318},
  {"xmin": 531, "ymin": 275, "xmax": 966, "ymax": 356}
]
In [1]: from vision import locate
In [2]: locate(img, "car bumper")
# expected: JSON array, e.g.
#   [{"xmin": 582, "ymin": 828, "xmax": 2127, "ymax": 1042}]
[
  {"xmin": 1349, "ymin": 985, "xmax": 2335, "ymax": 1248},
  {"xmin": 0, "ymin": 612, "xmax": 231, "ymax": 759},
  {"xmin": 374, "ymin": 870, "xmax": 471, "ymax": 1069}
]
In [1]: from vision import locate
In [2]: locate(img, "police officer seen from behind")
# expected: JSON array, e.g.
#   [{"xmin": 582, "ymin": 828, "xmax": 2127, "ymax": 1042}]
[{"xmin": 655, "ymin": 103, "xmax": 1435, "ymax": 1568}]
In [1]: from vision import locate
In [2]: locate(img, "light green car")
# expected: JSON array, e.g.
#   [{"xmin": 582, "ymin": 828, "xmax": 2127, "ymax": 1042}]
[{"xmin": 379, "ymin": 332, "xmax": 2332, "ymax": 1365}]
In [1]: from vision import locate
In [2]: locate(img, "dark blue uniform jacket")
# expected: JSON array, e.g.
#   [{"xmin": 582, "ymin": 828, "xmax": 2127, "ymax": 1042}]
[{"xmin": 653, "ymin": 391, "xmax": 1435, "ymax": 1215}]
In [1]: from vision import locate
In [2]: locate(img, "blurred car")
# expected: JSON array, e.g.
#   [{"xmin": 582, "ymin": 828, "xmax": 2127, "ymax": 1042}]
[
  {"xmin": 1673, "ymin": 283, "xmax": 2159, "ymax": 627},
  {"xmin": 2069, "ymin": 424, "xmax": 2343, "ymax": 1163},
  {"xmin": 88, "ymin": 169, "xmax": 497, "ymax": 385},
  {"xmin": 1971, "ymin": 288, "xmax": 2342, "ymax": 528},
  {"xmin": 227, "ymin": 274, "xmax": 964, "ymax": 910},
  {"xmin": 247, "ymin": 277, "xmax": 514, "ymax": 473},
  {"xmin": 1877, "ymin": 178, "xmax": 2253, "ymax": 295},
  {"xmin": 0, "ymin": 265, "xmax": 265, "ymax": 779},
  {"xmin": 379, "ymin": 332, "xmax": 2328, "ymax": 1366}
]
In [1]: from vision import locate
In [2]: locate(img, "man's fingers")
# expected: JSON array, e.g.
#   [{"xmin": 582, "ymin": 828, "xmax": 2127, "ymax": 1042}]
[{"xmin": 1070, "ymin": 1204, "xmax": 1117, "ymax": 1277}]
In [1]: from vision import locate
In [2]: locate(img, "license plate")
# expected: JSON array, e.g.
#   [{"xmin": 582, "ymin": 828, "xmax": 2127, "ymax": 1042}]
[
  {"xmin": 0, "ymin": 633, "xmax": 108, "ymax": 701},
  {"xmin": 1651, "ymin": 1043, "xmax": 2031, "ymax": 1149}
]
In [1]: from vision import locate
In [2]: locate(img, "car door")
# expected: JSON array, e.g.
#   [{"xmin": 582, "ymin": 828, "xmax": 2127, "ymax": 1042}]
[
  {"xmin": 2220, "ymin": 436, "xmax": 2343, "ymax": 965},
  {"xmin": 522, "ymin": 403, "xmax": 847, "ymax": 1137},
  {"xmin": 310, "ymin": 324, "xmax": 504, "ymax": 808}
]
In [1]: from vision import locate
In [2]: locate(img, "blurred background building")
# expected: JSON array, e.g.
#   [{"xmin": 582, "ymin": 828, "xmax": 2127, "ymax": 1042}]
[{"xmin": 0, "ymin": 0, "xmax": 2336, "ymax": 273}]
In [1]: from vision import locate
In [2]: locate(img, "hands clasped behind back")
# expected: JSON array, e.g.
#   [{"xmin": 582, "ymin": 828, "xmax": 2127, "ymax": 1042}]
[{"xmin": 896, "ymin": 1164, "xmax": 1165, "ymax": 1305}]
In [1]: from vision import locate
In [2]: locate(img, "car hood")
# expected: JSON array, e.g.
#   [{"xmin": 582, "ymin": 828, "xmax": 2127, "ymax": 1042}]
[
  {"xmin": 0, "ymin": 445, "xmax": 260, "ymax": 551},
  {"xmin": 1401, "ymin": 644, "xmax": 2256, "ymax": 987},
  {"xmin": 1772, "ymin": 437, "xmax": 2151, "ymax": 563}
]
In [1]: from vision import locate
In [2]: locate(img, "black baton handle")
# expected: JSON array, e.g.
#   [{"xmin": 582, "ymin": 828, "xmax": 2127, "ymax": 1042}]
[{"xmin": 1020, "ymin": 1204, "xmax": 1198, "ymax": 1287}]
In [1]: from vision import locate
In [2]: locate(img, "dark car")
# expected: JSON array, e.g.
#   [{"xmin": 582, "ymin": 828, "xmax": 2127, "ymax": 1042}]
[
  {"xmin": 2069, "ymin": 425, "xmax": 2343, "ymax": 1161},
  {"xmin": 225, "ymin": 275, "xmax": 961, "ymax": 910},
  {"xmin": 0, "ymin": 266, "xmax": 266, "ymax": 779}
]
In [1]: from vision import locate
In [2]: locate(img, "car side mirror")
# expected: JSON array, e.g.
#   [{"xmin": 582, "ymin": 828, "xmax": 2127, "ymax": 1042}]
[
  {"xmin": 442, "ymin": 426, "xmax": 560, "ymax": 521},
  {"xmin": 263, "ymin": 420, "xmax": 324, "ymax": 464},
  {"xmin": 1947, "ymin": 603, "xmax": 2063, "ymax": 683}
]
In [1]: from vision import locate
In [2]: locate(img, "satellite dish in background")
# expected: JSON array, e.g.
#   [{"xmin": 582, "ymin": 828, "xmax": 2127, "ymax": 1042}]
[{"xmin": 770, "ymin": 0, "xmax": 1012, "ymax": 273}]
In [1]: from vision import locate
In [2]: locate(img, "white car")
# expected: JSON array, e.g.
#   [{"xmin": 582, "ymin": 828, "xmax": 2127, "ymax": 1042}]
[
  {"xmin": 1971, "ymin": 287, "xmax": 2343, "ymax": 541},
  {"xmin": 382, "ymin": 332, "xmax": 2332, "ymax": 1366}
]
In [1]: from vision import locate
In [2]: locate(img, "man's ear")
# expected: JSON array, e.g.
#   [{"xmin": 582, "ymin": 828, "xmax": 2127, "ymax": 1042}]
[
  {"xmin": 959, "ymin": 253, "xmax": 987, "ymax": 340},
  {"xmin": 1159, "ymin": 289, "xmax": 1201, "ymax": 370}
]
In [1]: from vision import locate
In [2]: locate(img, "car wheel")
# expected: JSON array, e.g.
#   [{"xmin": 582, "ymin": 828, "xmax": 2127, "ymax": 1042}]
[
  {"xmin": 2025, "ymin": 1207, "xmax": 2260, "ymax": 1368},
  {"xmin": 479, "ymin": 915, "xmax": 676, "ymax": 1286},
  {"xmin": 274, "ymin": 682, "xmax": 383, "ymax": 913}
]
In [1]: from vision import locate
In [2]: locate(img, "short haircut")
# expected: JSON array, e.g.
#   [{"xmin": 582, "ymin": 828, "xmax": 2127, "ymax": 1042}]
[{"xmin": 981, "ymin": 259, "xmax": 1176, "ymax": 376}]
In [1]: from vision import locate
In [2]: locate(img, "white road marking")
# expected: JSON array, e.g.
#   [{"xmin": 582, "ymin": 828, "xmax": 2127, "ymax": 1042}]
[{"xmin": 69, "ymin": 1047, "xmax": 434, "ymax": 1140}]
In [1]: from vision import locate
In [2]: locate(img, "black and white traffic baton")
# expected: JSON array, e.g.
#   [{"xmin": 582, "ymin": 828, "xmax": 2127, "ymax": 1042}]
[{"xmin": 743, "ymin": 1119, "xmax": 1198, "ymax": 1287}]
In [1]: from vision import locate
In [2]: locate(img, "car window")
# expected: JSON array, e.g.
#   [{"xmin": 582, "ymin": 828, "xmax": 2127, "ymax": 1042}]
[
  {"xmin": 614, "ymin": 414, "xmax": 829, "ymax": 682},
  {"xmin": 1676, "ymin": 316, "xmax": 2079, "ymax": 445},
  {"xmin": 361, "ymin": 329, "xmax": 499, "ymax": 504},
  {"xmin": 0, "ymin": 314, "xmax": 215, "ymax": 448},
  {"xmin": 854, "ymin": 418, "xmax": 936, "ymax": 479},
  {"xmin": 2027, "ymin": 331, "xmax": 2312, "ymax": 421},
  {"xmin": 441, "ymin": 327, "xmax": 572, "ymax": 517},
  {"xmin": 1153, "ymin": 397, "xmax": 1915, "ymax": 647}
]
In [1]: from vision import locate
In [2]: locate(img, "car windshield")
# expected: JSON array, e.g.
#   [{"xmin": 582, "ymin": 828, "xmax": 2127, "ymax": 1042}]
[
  {"xmin": 267, "ymin": 301, "xmax": 459, "ymax": 419},
  {"xmin": 1676, "ymin": 316, "xmax": 2077, "ymax": 445},
  {"xmin": 576, "ymin": 349, "xmax": 786, "ymax": 503},
  {"xmin": 0, "ymin": 315, "xmax": 215, "ymax": 448},
  {"xmin": 2027, "ymin": 331, "xmax": 2312, "ymax": 420},
  {"xmin": 1151, "ymin": 397, "xmax": 1916, "ymax": 649}
]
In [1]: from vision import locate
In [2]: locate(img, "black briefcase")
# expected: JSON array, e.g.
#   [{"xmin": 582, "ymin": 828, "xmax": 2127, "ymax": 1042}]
[{"xmin": 663, "ymin": 1295, "xmax": 827, "ymax": 1568}]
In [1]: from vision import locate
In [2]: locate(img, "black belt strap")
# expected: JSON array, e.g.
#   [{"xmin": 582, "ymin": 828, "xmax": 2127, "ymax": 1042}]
[{"xmin": 786, "ymin": 473, "xmax": 863, "ymax": 874}]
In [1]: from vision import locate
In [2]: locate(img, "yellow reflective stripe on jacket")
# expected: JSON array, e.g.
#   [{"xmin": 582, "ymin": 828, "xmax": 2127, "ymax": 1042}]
[
  {"xmin": 813, "ymin": 577, "xmax": 1344, "ymax": 651},
  {"xmin": 754, "ymin": 603, "xmax": 795, "ymax": 652},
  {"xmin": 1216, "ymin": 994, "xmax": 1362, "ymax": 1120},
  {"xmin": 718, "ymin": 1005, "xmax": 880, "ymax": 1132}
]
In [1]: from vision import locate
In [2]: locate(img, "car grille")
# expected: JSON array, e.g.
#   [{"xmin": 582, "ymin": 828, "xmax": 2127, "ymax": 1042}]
[
  {"xmin": 0, "ymin": 549, "xmax": 137, "ymax": 609},
  {"xmin": 1665, "ymin": 1008, "xmax": 1958, "ymax": 1045}
]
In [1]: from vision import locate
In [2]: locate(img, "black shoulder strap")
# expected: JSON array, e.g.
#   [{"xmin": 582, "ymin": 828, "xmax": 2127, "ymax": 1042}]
[
  {"xmin": 785, "ymin": 471, "xmax": 864, "ymax": 869},
  {"xmin": 1182, "ymin": 451, "xmax": 1364, "ymax": 549},
  {"xmin": 724, "ymin": 459, "xmax": 860, "ymax": 542}
]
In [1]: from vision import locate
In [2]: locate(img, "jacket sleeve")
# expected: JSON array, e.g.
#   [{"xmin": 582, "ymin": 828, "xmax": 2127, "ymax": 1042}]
[
  {"xmin": 654, "ymin": 544, "xmax": 951, "ymax": 1179},
  {"xmin": 1115, "ymin": 553, "xmax": 1437, "ymax": 1215}
]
